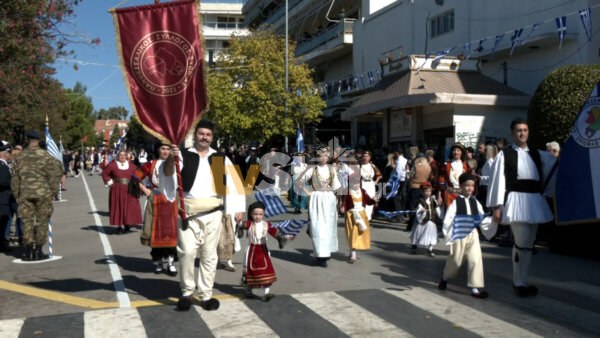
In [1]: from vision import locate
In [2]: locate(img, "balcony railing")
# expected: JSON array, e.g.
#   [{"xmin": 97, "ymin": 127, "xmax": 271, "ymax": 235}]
[
  {"xmin": 264, "ymin": 0, "xmax": 302, "ymax": 25},
  {"xmin": 295, "ymin": 20, "xmax": 353, "ymax": 56}
]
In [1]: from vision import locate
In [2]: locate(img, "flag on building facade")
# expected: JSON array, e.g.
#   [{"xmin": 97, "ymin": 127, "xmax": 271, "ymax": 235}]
[
  {"xmin": 579, "ymin": 8, "xmax": 592, "ymax": 41},
  {"xmin": 510, "ymin": 28, "xmax": 524, "ymax": 56},
  {"xmin": 555, "ymin": 16, "xmax": 567, "ymax": 49},
  {"xmin": 555, "ymin": 82, "xmax": 600, "ymax": 225}
]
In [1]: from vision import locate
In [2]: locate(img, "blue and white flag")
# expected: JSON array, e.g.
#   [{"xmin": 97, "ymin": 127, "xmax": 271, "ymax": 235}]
[
  {"xmin": 475, "ymin": 38, "xmax": 487, "ymax": 53},
  {"xmin": 463, "ymin": 41, "xmax": 471, "ymax": 59},
  {"xmin": 378, "ymin": 210, "xmax": 415, "ymax": 219},
  {"xmin": 296, "ymin": 126, "xmax": 305, "ymax": 153},
  {"xmin": 520, "ymin": 23, "xmax": 541, "ymax": 47},
  {"xmin": 115, "ymin": 130, "xmax": 127, "ymax": 151},
  {"xmin": 510, "ymin": 28, "xmax": 524, "ymax": 56},
  {"xmin": 385, "ymin": 170, "xmax": 401, "ymax": 199},
  {"xmin": 272, "ymin": 219, "xmax": 310, "ymax": 236},
  {"xmin": 45, "ymin": 126, "xmax": 63, "ymax": 164},
  {"xmin": 255, "ymin": 187, "xmax": 287, "ymax": 218},
  {"xmin": 432, "ymin": 47, "xmax": 455, "ymax": 67},
  {"xmin": 490, "ymin": 34, "xmax": 504, "ymax": 59},
  {"xmin": 556, "ymin": 82, "xmax": 600, "ymax": 224},
  {"xmin": 556, "ymin": 16, "xmax": 567, "ymax": 49},
  {"xmin": 368, "ymin": 71, "xmax": 374, "ymax": 86},
  {"xmin": 579, "ymin": 8, "xmax": 592, "ymax": 42},
  {"xmin": 452, "ymin": 214, "xmax": 485, "ymax": 241}
]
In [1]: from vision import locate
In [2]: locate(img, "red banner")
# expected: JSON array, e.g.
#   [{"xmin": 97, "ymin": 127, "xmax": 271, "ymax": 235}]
[{"xmin": 112, "ymin": 0, "xmax": 206, "ymax": 144}]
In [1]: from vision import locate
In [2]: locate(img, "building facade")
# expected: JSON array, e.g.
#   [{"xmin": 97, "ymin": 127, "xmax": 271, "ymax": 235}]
[
  {"xmin": 345, "ymin": 0, "xmax": 599, "ymax": 154},
  {"xmin": 201, "ymin": 0, "xmax": 249, "ymax": 66}
]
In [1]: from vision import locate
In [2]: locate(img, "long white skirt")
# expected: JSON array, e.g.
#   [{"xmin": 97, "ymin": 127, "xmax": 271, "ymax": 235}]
[
  {"xmin": 308, "ymin": 191, "xmax": 339, "ymax": 257},
  {"xmin": 410, "ymin": 220, "xmax": 438, "ymax": 247},
  {"xmin": 502, "ymin": 192, "xmax": 553, "ymax": 224},
  {"xmin": 362, "ymin": 181, "xmax": 376, "ymax": 220}
]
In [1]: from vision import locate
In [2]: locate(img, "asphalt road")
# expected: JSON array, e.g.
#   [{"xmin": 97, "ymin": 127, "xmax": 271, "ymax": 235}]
[{"xmin": 1, "ymin": 173, "xmax": 599, "ymax": 337}]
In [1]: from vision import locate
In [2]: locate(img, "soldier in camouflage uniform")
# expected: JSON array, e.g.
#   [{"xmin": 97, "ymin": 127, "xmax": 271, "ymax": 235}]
[{"xmin": 11, "ymin": 130, "xmax": 63, "ymax": 261}]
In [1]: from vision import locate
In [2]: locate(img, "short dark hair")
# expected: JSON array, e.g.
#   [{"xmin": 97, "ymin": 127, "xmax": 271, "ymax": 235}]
[{"xmin": 510, "ymin": 118, "xmax": 528, "ymax": 131}]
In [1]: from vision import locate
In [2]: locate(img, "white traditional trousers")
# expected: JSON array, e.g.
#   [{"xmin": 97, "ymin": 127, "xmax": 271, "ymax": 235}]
[
  {"xmin": 442, "ymin": 229, "xmax": 485, "ymax": 288},
  {"xmin": 510, "ymin": 222, "xmax": 538, "ymax": 286},
  {"xmin": 178, "ymin": 210, "xmax": 223, "ymax": 300}
]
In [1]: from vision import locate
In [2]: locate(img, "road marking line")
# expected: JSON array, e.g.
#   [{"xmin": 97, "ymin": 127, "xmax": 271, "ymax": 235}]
[
  {"xmin": 84, "ymin": 308, "xmax": 147, "ymax": 338},
  {"xmin": 0, "ymin": 280, "xmax": 116, "ymax": 309},
  {"xmin": 194, "ymin": 298, "xmax": 278, "ymax": 337},
  {"xmin": 0, "ymin": 318, "xmax": 24, "ymax": 338},
  {"xmin": 293, "ymin": 291, "xmax": 412, "ymax": 337},
  {"xmin": 81, "ymin": 174, "xmax": 131, "ymax": 308},
  {"xmin": 384, "ymin": 288, "xmax": 542, "ymax": 337}
]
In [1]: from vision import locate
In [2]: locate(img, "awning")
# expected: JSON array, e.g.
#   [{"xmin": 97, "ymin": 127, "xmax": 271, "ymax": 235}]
[{"xmin": 342, "ymin": 69, "xmax": 530, "ymax": 120}]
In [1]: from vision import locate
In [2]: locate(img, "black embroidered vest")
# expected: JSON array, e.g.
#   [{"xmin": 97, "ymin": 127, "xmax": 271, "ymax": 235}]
[
  {"xmin": 456, "ymin": 196, "xmax": 479, "ymax": 216},
  {"xmin": 502, "ymin": 146, "xmax": 543, "ymax": 194},
  {"xmin": 181, "ymin": 149, "xmax": 227, "ymax": 195},
  {"xmin": 419, "ymin": 197, "xmax": 439, "ymax": 223}
]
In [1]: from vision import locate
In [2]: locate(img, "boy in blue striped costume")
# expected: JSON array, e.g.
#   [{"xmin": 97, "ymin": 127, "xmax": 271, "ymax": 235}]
[{"xmin": 438, "ymin": 173, "xmax": 489, "ymax": 299}]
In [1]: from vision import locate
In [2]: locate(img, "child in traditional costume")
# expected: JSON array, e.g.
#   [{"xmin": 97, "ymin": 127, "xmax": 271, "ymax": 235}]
[
  {"xmin": 438, "ymin": 173, "xmax": 489, "ymax": 299},
  {"xmin": 343, "ymin": 174, "xmax": 377, "ymax": 263},
  {"xmin": 242, "ymin": 201, "xmax": 292, "ymax": 301},
  {"xmin": 410, "ymin": 182, "xmax": 441, "ymax": 257}
]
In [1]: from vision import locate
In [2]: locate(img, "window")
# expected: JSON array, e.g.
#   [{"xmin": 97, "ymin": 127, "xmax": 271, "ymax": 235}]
[
  {"xmin": 217, "ymin": 17, "xmax": 237, "ymax": 29},
  {"xmin": 430, "ymin": 9, "xmax": 454, "ymax": 38}
]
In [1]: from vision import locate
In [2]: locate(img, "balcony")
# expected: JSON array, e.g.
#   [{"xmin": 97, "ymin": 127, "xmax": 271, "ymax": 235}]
[
  {"xmin": 295, "ymin": 20, "xmax": 354, "ymax": 60},
  {"xmin": 264, "ymin": 0, "xmax": 302, "ymax": 25}
]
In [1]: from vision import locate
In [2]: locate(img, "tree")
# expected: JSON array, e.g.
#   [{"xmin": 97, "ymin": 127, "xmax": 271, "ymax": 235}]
[
  {"xmin": 62, "ymin": 82, "xmax": 97, "ymax": 148},
  {"xmin": 126, "ymin": 115, "xmax": 155, "ymax": 150},
  {"xmin": 0, "ymin": 1, "xmax": 98, "ymax": 142},
  {"xmin": 96, "ymin": 106, "xmax": 129, "ymax": 120},
  {"xmin": 528, "ymin": 64, "xmax": 600, "ymax": 149},
  {"xmin": 206, "ymin": 30, "xmax": 325, "ymax": 143}
]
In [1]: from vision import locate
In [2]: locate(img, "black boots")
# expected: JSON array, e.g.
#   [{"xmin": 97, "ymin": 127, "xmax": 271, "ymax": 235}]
[
  {"xmin": 22, "ymin": 244, "xmax": 34, "ymax": 261},
  {"xmin": 22, "ymin": 244, "xmax": 48, "ymax": 261}
]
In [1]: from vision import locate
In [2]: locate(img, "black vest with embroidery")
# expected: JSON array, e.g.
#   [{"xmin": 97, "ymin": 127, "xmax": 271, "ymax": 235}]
[
  {"xmin": 419, "ymin": 197, "xmax": 439, "ymax": 223},
  {"xmin": 502, "ymin": 146, "xmax": 543, "ymax": 194},
  {"xmin": 455, "ymin": 196, "xmax": 479, "ymax": 216},
  {"xmin": 181, "ymin": 149, "xmax": 227, "ymax": 195}
]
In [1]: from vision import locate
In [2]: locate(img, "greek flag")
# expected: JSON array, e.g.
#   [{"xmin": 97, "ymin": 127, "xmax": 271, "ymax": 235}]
[
  {"xmin": 510, "ymin": 28, "xmax": 524, "ymax": 56},
  {"xmin": 475, "ymin": 38, "xmax": 487, "ymax": 53},
  {"xmin": 115, "ymin": 130, "xmax": 127, "ymax": 151},
  {"xmin": 385, "ymin": 170, "xmax": 401, "ymax": 199},
  {"xmin": 368, "ymin": 71, "xmax": 374, "ymax": 86},
  {"xmin": 296, "ymin": 127, "xmax": 305, "ymax": 153},
  {"xmin": 579, "ymin": 8, "xmax": 592, "ymax": 42},
  {"xmin": 556, "ymin": 16, "xmax": 567, "ymax": 49},
  {"xmin": 490, "ymin": 34, "xmax": 504, "ymax": 59},
  {"xmin": 378, "ymin": 210, "xmax": 415, "ymax": 219},
  {"xmin": 255, "ymin": 187, "xmax": 287, "ymax": 218},
  {"xmin": 463, "ymin": 41, "xmax": 471, "ymax": 59},
  {"xmin": 452, "ymin": 214, "xmax": 485, "ymax": 241},
  {"xmin": 521, "ymin": 23, "xmax": 541, "ymax": 47},
  {"xmin": 432, "ymin": 47, "xmax": 454, "ymax": 67},
  {"xmin": 45, "ymin": 126, "xmax": 63, "ymax": 164},
  {"xmin": 271, "ymin": 219, "xmax": 310, "ymax": 236}
]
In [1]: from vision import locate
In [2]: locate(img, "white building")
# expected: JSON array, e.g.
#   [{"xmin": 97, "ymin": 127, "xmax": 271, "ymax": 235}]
[
  {"xmin": 344, "ymin": 0, "xmax": 599, "ymax": 153},
  {"xmin": 242, "ymin": 0, "xmax": 359, "ymax": 145},
  {"xmin": 201, "ymin": 0, "xmax": 249, "ymax": 66}
]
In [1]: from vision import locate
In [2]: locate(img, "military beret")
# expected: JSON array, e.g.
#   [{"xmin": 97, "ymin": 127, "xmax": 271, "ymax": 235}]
[
  {"xmin": 26, "ymin": 129, "xmax": 41, "ymax": 139},
  {"xmin": 0, "ymin": 141, "xmax": 10, "ymax": 151}
]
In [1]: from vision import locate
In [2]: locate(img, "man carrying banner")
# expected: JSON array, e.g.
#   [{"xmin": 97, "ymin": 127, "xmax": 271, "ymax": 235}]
[
  {"xmin": 11, "ymin": 130, "xmax": 63, "ymax": 261},
  {"xmin": 164, "ymin": 120, "xmax": 245, "ymax": 311},
  {"xmin": 487, "ymin": 118, "xmax": 556, "ymax": 297}
]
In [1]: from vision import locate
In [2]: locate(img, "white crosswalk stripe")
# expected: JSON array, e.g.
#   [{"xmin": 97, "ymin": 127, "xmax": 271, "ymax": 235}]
[
  {"xmin": 0, "ymin": 318, "xmax": 24, "ymax": 338},
  {"xmin": 194, "ymin": 298, "xmax": 278, "ymax": 338},
  {"xmin": 384, "ymin": 288, "xmax": 542, "ymax": 337},
  {"xmin": 84, "ymin": 308, "xmax": 147, "ymax": 338},
  {"xmin": 292, "ymin": 291, "xmax": 412, "ymax": 337}
]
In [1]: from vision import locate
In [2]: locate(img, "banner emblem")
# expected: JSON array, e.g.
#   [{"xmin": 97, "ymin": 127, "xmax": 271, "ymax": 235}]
[{"xmin": 573, "ymin": 92, "xmax": 600, "ymax": 148}]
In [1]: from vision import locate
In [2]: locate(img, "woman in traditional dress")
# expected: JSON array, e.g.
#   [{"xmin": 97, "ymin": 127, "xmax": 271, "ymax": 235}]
[
  {"xmin": 135, "ymin": 143, "xmax": 178, "ymax": 276},
  {"xmin": 301, "ymin": 146, "xmax": 341, "ymax": 268},
  {"xmin": 101, "ymin": 149, "xmax": 142, "ymax": 234},
  {"xmin": 359, "ymin": 151, "xmax": 381, "ymax": 220},
  {"xmin": 343, "ymin": 174, "xmax": 376, "ymax": 263},
  {"xmin": 437, "ymin": 143, "xmax": 471, "ymax": 209},
  {"xmin": 289, "ymin": 153, "xmax": 308, "ymax": 214}
]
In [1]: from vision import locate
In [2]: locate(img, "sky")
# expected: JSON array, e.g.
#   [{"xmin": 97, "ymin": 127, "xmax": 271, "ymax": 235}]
[{"xmin": 53, "ymin": 0, "xmax": 157, "ymax": 116}]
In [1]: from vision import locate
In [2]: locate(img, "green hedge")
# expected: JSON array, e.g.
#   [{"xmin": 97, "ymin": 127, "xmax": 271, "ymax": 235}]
[{"xmin": 528, "ymin": 64, "xmax": 600, "ymax": 150}]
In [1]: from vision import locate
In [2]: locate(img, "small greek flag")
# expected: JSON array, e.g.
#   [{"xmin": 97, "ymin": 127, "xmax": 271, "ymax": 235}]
[
  {"xmin": 510, "ymin": 28, "xmax": 524, "ymax": 56},
  {"xmin": 475, "ymin": 38, "xmax": 487, "ymax": 53},
  {"xmin": 272, "ymin": 219, "xmax": 310, "ymax": 236},
  {"xmin": 463, "ymin": 41, "xmax": 471, "ymax": 59},
  {"xmin": 452, "ymin": 214, "xmax": 485, "ymax": 241},
  {"xmin": 521, "ymin": 23, "xmax": 541, "ymax": 47},
  {"xmin": 579, "ymin": 8, "xmax": 592, "ymax": 42},
  {"xmin": 432, "ymin": 47, "xmax": 454, "ymax": 67},
  {"xmin": 45, "ymin": 126, "xmax": 63, "ymax": 164},
  {"xmin": 378, "ymin": 210, "xmax": 415, "ymax": 219},
  {"xmin": 115, "ymin": 130, "xmax": 127, "ymax": 151},
  {"xmin": 490, "ymin": 34, "xmax": 504, "ymax": 59},
  {"xmin": 255, "ymin": 188, "xmax": 287, "ymax": 218},
  {"xmin": 385, "ymin": 170, "xmax": 401, "ymax": 199},
  {"xmin": 556, "ymin": 16, "xmax": 567, "ymax": 49},
  {"xmin": 368, "ymin": 71, "xmax": 374, "ymax": 86}
]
